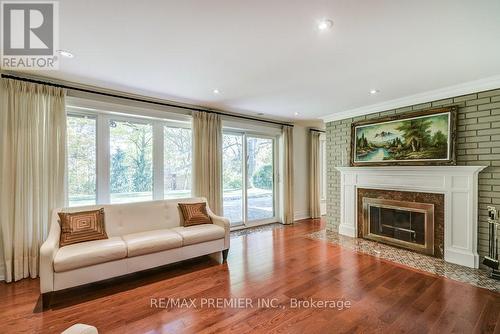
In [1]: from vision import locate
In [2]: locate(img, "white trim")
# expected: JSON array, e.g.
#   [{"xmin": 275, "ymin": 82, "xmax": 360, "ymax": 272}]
[
  {"xmin": 321, "ymin": 75, "xmax": 500, "ymax": 122},
  {"xmin": 294, "ymin": 210, "xmax": 310, "ymax": 221},
  {"xmin": 335, "ymin": 165, "xmax": 487, "ymax": 268}
]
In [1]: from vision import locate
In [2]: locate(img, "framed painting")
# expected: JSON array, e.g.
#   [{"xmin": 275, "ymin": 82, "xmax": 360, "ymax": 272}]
[{"xmin": 350, "ymin": 107, "xmax": 457, "ymax": 166}]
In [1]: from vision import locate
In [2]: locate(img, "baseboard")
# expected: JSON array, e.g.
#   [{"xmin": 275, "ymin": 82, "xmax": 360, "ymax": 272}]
[
  {"xmin": 294, "ymin": 210, "xmax": 310, "ymax": 221},
  {"xmin": 338, "ymin": 224, "xmax": 356, "ymax": 237}
]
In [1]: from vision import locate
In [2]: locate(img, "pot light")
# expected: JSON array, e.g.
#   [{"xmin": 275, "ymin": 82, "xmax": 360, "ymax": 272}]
[
  {"xmin": 294, "ymin": 112, "xmax": 300, "ymax": 116},
  {"xmin": 213, "ymin": 89, "xmax": 220, "ymax": 94},
  {"xmin": 317, "ymin": 19, "xmax": 333, "ymax": 31},
  {"xmin": 370, "ymin": 89, "xmax": 380, "ymax": 95},
  {"xmin": 57, "ymin": 50, "xmax": 74, "ymax": 58}
]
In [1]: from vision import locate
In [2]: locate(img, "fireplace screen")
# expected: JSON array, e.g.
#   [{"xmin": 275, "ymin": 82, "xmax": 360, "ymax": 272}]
[{"xmin": 362, "ymin": 198, "xmax": 434, "ymax": 255}]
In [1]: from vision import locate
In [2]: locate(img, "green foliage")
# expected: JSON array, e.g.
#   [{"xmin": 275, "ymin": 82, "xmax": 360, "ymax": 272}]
[
  {"xmin": 164, "ymin": 127, "xmax": 192, "ymax": 191},
  {"xmin": 67, "ymin": 116, "xmax": 96, "ymax": 197},
  {"xmin": 357, "ymin": 133, "xmax": 369, "ymax": 149},
  {"xmin": 396, "ymin": 119, "xmax": 432, "ymax": 152},
  {"xmin": 109, "ymin": 121, "xmax": 153, "ymax": 194},
  {"xmin": 252, "ymin": 164, "xmax": 273, "ymax": 190},
  {"xmin": 111, "ymin": 148, "xmax": 128, "ymax": 193},
  {"xmin": 388, "ymin": 136, "xmax": 403, "ymax": 148},
  {"xmin": 432, "ymin": 130, "xmax": 447, "ymax": 148}
]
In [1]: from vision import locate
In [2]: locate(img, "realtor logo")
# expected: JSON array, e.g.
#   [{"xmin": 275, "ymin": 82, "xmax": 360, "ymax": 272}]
[{"xmin": 1, "ymin": 1, "xmax": 59, "ymax": 69}]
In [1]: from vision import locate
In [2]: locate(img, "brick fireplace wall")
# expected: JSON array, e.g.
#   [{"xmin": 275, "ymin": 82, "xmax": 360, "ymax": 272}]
[{"xmin": 326, "ymin": 88, "xmax": 500, "ymax": 259}]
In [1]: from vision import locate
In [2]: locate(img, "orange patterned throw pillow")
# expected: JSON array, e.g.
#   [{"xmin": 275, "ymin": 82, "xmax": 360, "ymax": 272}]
[
  {"xmin": 178, "ymin": 202, "xmax": 212, "ymax": 227},
  {"xmin": 58, "ymin": 208, "xmax": 108, "ymax": 247}
]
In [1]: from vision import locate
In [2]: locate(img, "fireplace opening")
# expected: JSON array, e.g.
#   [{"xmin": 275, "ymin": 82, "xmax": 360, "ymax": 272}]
[
  {"xmin": 357, "ymin": 188, "xmax": 445, "ymax": 258},
  {"xmin": 362, "ymin": 198, "xmax": 435, "ymax": 255}
]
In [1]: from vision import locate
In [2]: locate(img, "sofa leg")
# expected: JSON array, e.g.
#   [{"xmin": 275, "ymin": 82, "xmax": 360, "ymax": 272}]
[
  {"xmin": 41, "ymin": 292, "xmax": 52, "ymax": 309},
  {"xmin": 222, "ymin": 249, "xmax": 229, "ymax": 262}
]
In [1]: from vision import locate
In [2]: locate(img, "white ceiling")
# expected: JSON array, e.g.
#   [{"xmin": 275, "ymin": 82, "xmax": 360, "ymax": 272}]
[{"xmin": 27, "ymin": 0, "xmax": 500, "ymax": 120}]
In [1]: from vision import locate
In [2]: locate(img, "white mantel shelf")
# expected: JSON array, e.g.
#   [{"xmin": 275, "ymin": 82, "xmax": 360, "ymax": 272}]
[{"xmin": 335, "ymin": 165, "xmax": 487, "ymax": 268}]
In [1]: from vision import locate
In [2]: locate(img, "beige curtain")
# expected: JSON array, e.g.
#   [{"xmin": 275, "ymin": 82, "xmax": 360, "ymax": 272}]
[
  {"xmin": 0, "ymin": 78, "xmax": 67, "ymax": 282},
  {"xmin": 192, "ymin": 111, "xmax": 222, "ymax": 215},
  {"xmin": 281, "ymin": 126, "xmax": 294, "ymax": 224},
  {"xmin": 309, "ymin": 131, "xmax": 321, "ymax": 218}
]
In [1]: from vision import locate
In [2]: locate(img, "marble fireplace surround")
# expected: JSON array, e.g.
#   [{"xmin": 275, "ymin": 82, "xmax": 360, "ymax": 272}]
[{"xmin": 336, "ymin": 166, "xmax": 486, "ymax": 268}]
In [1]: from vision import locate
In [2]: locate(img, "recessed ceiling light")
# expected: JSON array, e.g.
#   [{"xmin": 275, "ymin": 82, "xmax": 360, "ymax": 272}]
[
  {"xmin": 317, "ymin": 19, "xmax": 333, "ymax": 31},
  {"xmin": 370, "ymin": 89, "xmax": 380, "ymax": 95},
  {"xmin": 57, "ymin": 50, "xmax": 74, "ymax": 58},
  {"xmin": 213, "ymin": 89, "xmax": 220, "ymax": 94},
  {"xmin": 294, "ymin": 112, "xmax": 300, "ymax": 116}
]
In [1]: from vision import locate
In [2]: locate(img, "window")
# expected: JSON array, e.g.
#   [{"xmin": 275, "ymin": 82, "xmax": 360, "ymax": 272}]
[
  {"xmin": 109, "ymin": 119, "xmax": 153, "ymax": 203},
  {"xmin": 67, "ymin": 115, "xmax": 97, "ymax": 206},
  {"xmin": 164, "ymin": 126, "xmax": 192, "ymax": 198},
  {"xmin": 66, "ymin": 105, "xmax": 192, "ymax": 206}
]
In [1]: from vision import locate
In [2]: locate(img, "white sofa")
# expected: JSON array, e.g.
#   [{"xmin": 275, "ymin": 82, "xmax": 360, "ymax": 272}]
[{"xmin": 40, "ymin": 197, "xmax": 230, "ymax": 299}]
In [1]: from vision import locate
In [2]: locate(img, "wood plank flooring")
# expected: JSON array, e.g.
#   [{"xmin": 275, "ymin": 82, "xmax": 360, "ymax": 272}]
[{"xmin": 0, "ymin": 219, "xmax": 499, "ymax": 334}]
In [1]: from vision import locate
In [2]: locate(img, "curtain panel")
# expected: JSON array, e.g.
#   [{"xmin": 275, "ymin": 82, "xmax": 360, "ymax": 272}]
[
  {"xmin": 0, "ymin": 78, "xmax": 67, "ymax": 282},
  {"xmin": 309, "ymin": 131, "xmax": 321, "ymax": 218},
  {"xmin": 192, "ymin": 111, "xmax": 223, "ymax": 215},
  {"xmin": 281, "ymin": 126, "xmax": 294, "ymax": 224}
]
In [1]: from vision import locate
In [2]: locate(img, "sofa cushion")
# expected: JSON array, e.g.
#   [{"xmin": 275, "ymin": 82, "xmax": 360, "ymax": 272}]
[
  {"xmin": 54, "ymin": 237, "xmax": 127, "ymax": 273},
  {"xmin": 122, "ymin": 229, "xmax": 183, "ymax": 257},
  {"xmin": 173, "ymin": 224, "xmax": 225, "ymax": 246}
]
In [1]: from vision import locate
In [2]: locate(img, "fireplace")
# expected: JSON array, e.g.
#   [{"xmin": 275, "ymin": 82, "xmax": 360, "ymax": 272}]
[
  {"xmin": 362, "ymin": 198, "xmax": 434, "ymax": 255},
  {"xmin": 357, "ymin": 188, "xmax": 444, "ymax": 258}
]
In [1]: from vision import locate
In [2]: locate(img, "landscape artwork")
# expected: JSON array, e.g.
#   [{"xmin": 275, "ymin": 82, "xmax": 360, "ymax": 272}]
[{"xmin": 351, "ymin": 108, "xmax": 456, "ymax": 166}]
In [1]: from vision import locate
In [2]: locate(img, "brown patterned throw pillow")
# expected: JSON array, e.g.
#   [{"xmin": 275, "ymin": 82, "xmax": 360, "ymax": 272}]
[
  {"xmin": 178, "ymin": 202, "xmax": 212, "ymax": 227},
  {"xmin": 58, "ymin": 208, "xmax": 108, "ymax": 247}
]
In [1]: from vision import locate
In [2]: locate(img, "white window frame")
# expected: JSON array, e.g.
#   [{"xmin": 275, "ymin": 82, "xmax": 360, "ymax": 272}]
[
  {"xmin": 222, "ymin": 128, "xmax": 280, "ymax": 229},
  {"xmin": 66, "ymin": 99, "xmax": 192, "ymax": 206}
]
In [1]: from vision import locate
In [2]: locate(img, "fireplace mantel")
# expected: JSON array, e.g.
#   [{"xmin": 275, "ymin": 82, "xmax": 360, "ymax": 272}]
[{"xmin": 335, "ymin": 166, "xmax": 486, "ymax": 268}]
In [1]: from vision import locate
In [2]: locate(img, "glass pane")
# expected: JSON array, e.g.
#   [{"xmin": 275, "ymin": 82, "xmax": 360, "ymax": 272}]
[
  {"xmin": 67, "ymin": 115, "xmax": 97, "ymax": 206},
  {"xmin": 222, "ymin": 133, "xmax": 244, "ymax": 225},
  {"xmin": 109, "ymin": 120, "xmax": 153, "ymax": 203},
  {"xmin": 369, "ymin": 206, "xmax": 425, "ymax": 245},
  {"xmin": 247, "ymin": 137, "xmax": 274, "ymax": 221},
  {"xmin": 164, "ymin": 126, "xmax": 192, "ymax": 199}
]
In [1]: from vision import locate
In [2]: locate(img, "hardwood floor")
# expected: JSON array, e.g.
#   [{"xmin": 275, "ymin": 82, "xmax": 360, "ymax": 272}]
[{"xmin": 1, "ymin": 219, "xmax": 499, "ymax": 334}]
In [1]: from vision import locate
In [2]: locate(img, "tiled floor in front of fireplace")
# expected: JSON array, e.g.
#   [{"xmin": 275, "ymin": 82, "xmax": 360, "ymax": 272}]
[{"xmin": 307, "ymin": 229, "xmax": 500, "ymax": 292}]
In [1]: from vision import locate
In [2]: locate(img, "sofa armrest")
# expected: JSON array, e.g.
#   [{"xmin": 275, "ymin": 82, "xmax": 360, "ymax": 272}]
[
  {"xmin": 40, "ymin": 213, "xmax": 61, "ymax": 294},
  {"xmin": 207, "ymin": 209, "xmax": 230, "ymax": 250}
]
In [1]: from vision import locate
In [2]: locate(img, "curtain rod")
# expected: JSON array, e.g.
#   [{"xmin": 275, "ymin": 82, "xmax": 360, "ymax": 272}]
[
  {"xmin": 1, "ymin": 74, "xmax": 294, "ymax": 128},
  {"xmin": 310, "ymin": 128, "xmax": 325, "ymax": 133}
]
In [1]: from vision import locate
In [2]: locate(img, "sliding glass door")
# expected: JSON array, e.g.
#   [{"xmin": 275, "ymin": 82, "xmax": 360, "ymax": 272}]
[
  {"xmin": 222, "ymin": 133, "xmax": 244, "ymax": 225},
  {"xmin": 246, "ymin": 136, "xmax": 274, "ymax": 221},
  {"xmin": 222, "ymin": 132, "xmax": 277, "ymax": 227}
]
